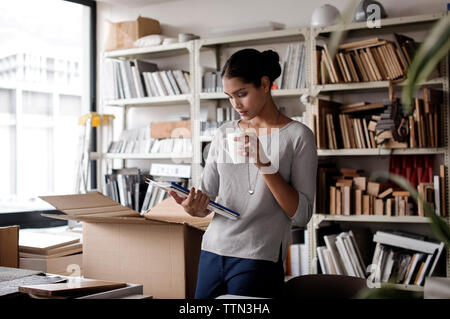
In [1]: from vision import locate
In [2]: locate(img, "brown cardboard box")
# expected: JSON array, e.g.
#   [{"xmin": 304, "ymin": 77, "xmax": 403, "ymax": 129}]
[
  {"xmin": 39, "ymin": 192, "xmax": 212, "ymax": 298},
  {"xmin": 150, "ymin": 120, "xmax": 191, "ymax": 139},
  {"xmin": 0, "ymin": 225, "xmax": 19, "ymax": 267},
  {"xmin": 20, "ymin": 253, "xmax": 83, "ymax": 276},
  {"xmin": 104, "ymin": 16, "xmax": 161, "ymax": 51}
]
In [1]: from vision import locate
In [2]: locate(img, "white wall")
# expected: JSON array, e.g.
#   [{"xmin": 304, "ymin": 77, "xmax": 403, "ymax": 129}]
[{"xmin": 97, "ymin": 0, "xmax": 447, "ymax": 40}]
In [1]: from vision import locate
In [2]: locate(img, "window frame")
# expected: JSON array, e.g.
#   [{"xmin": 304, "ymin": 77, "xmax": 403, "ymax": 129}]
[{"xmin": 0, "ymin": 0, "xmax": 96, "ymax": 225}]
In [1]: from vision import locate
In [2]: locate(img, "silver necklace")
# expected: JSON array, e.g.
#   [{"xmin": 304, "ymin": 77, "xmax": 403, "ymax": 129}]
[{"xmin": 247, "ymin": 109, "xmax": 281, "ymax": 195}]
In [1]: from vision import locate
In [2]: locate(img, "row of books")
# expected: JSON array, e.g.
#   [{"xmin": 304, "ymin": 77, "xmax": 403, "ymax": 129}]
[
  {"xmin": 103, "ymin": 59, "xmax": 191, "ymax": 100},
  {"xmin": 279, "ymin": 43, "xmax": 307, "ymax": 89},
  {"xmin": 107, "ymin": 137, "xmax": 193, "ymax": 154},
  {"xmin": 329, "ymin": 183, "xmax": 430, "ymax": 217},
  {"xmin": 317, "ymin": 230, "xmax": 366, "ymax": 278},
  {"xmin": 217, "ymin": 106, "xmax": 240, "ymax": 123},
  {"xmin": 314, "ymin": 88, "xmax": 443, "ymax": 150},
  {"xmin": 315, "ymin": 34, "xmax": 418, "ymax": 85},
  {"xmin": 200, "ymin": 121, "xmax": 220, "ymax": 138},
  {"xmin": 104, "ymin": 169, "xmax": 148, "ymax": 211},
  {"xmin": 103, "ymin": 167, "xmax": 190, "ymax": 213},
  {"xmin": 409, "ymin": 88, "xmax": 443, "ymax": 148},
  {"xmin": 369, "ymin": 231, "xmax": 445, "ymax": 286},
  {"xmin": 203, "ymin": 71, "xmax": 223, "ymax": 93},
  {"xmin": 318, "ymin": 162, "xmax": 447, "ymax": 217}
]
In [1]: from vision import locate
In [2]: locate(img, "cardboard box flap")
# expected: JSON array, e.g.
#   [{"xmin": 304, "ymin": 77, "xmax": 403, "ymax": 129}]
[
  {"xmin": 39, "ymin": 192, "xmax": 139, "ymax": 220},
  {"xmin": 143, "ymin": 197, "xmax": 212, "ymax": 231}
]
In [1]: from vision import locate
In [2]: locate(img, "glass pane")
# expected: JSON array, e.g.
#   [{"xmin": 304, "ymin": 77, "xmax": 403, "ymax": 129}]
[
  {"xmin": 0, "ymin": 0, "xmax": 90, "ymax": 211},
  {"xmin": 0, "ymin": 126, "xmax": 15, "ymax": 196},
  {"xmin": 60, "ymin": 94, "xmax": 81, "ymax": 117},
  {"xmin": 20, "ymin": 127, "xmax": 51, "ymax": 198},
  {"xmin": 0, "ymin": 88, "xmax": 15, "ymax": 114},
  {"xmin": 22, "ymin": 91, "xmax": 52, "ymax": 115}
]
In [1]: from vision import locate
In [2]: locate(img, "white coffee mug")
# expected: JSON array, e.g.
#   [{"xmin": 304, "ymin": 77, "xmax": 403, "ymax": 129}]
[{"xmin": 226, "ymin": 133, "xmax": 247, "ymax": 164}]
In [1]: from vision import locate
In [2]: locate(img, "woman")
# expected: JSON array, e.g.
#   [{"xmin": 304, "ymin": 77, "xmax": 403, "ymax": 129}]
[{"xmin": 169, "ymin": 48, "xmax": 317, "ymax": 298}]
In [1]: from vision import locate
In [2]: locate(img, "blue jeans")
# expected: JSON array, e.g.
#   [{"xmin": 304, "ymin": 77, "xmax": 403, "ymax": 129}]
[{"xmin": 194, "ymin": 248, "xmax": 285, "ymax": 299}]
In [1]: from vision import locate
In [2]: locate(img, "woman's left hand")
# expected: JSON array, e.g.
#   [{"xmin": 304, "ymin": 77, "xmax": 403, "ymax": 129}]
[{"xmin": 235, "ymin": 131, "xmax": 271, "ymax": 169}]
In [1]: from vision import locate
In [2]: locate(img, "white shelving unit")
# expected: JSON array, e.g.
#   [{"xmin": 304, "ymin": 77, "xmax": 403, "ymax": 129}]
[
  {"xmin": 97, "ymin": 12, "xmax": 449, "ymax": 288},
  {"xmin": 307, "ymin": 12, "xmax": 449, "ymax": 289},
  {"xmin": 97, "ymin": 40, "xmax": 199, "ymax": 187}
]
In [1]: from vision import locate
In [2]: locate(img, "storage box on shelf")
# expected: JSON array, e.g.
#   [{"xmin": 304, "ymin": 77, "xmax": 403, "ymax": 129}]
[{"xmin": 307, "ymin": 12, "xmax": 449, "ymax": 283}]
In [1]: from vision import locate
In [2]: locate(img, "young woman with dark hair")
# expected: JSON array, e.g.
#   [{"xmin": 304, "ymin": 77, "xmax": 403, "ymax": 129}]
[{"xmin": 169, "ymin": 48, "xmax": 317, "ymax": 298}]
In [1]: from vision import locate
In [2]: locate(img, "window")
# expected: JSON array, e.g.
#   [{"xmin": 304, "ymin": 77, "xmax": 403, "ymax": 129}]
[{"xmin": 0, "ymin": 0, "xmax": 96, "ymax": 213}]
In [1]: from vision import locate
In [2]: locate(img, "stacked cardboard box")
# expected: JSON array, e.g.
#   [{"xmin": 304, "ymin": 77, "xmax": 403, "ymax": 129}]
[{"xmin": 19, "ymin": 228, "xmax": 82, "ymax": 276}]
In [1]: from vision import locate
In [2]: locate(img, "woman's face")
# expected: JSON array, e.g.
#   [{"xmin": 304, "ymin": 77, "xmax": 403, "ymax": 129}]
[{"xmin": 222, "ymin": 76, "xmax": 269, "ymax": 120}]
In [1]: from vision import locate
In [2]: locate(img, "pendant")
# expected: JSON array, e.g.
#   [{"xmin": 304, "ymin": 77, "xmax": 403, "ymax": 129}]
[{"xmin": 249, "ymin": 189, "xmax": 254, "ymax": 195}]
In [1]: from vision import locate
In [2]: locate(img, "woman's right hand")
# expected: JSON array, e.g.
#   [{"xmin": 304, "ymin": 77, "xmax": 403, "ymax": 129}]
[{"xmin": 169, "ymin": 187, "xmax": 210, "ymax": 218}]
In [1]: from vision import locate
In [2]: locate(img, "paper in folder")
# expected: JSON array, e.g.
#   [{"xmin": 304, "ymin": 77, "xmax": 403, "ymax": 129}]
[{"xmin": 145, "ymin": 178, "xmax": 240, "ymax": 220}]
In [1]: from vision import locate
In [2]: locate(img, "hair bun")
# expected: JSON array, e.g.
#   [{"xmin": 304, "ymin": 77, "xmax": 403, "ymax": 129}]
[
  {"xmin": 261, "ymin": 50, "xmax": 279, "ymax": 62},
  {"xmin": 261, "ymin": 50, "xmax": 281, "ymax": 82}
]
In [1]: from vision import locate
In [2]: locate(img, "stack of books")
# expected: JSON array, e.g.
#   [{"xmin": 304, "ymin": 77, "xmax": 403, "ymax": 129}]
[
  {"xmin": 317, "ymin": 162, "xmax": 447, "ymax": 217},
  {"xmin": 107, "ymin": 123, "xmax": 193, "ymax": 155},
  {"xmin": 19, "ymin": 229, "xmax": 82, "ymax": 276},
  {"xmin": 279, "ymin": 42, "xmax": 307, "ymax": 89},
  {"xmin": 202, "ymin": 71, "xmax": 223, "ymax": 93},
  {"xmin": 316, "ymin": 35, "xmax": 413, "ymax": 84},
  {"xmin": 314, "ymin": 88, "xmax": 443, "ymax": 150},
  {"xmin": 317, "ymin": 230, "xmax": 366, "ymax": 278},
  {"xmin": 369, "ymin": 231, "xmax": 445, "ymax": 286},
  {"xmin": 104, "ymin": 164, "xmax": 191, "ymax": 215}
]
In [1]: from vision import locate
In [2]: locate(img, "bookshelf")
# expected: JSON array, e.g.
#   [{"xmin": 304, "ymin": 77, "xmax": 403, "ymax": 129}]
[
  {"xmin": 307, "ymin": 11, "xmax": 449, "ymax": 289},
  {"xmin": 97, "ymin": 12, "xmax": 450, "ymax": 288},
  {"xmin": 97, "ymin": 40, "xmax": 199, "ymax": 189}
]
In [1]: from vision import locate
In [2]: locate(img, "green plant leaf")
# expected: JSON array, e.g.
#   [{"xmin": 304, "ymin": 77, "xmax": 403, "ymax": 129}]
[
  {"xmin": 328, "ymin": 0, "xmax": 360, "ymax": 59},
  {"xmin": 370, "ymin": 171, "xmax": 450, "ymax": 248},
  {"xmin": 402, "ymin": 15, "xmax": 450, "ymax": 113}
]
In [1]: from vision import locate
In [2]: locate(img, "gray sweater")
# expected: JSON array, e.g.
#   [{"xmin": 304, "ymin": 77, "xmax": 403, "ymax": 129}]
[{"xmin": 200, "ymin": 119, "xmax": 317, "ymax": 263}]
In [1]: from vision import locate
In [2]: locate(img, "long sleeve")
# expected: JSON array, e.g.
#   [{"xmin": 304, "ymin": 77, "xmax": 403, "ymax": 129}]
[
  {"xmin": 200, "ymin": 132, "xmax": 220, "ymax": 201},
  {"xmin": 289, "ymin": 126, "xmax": 318, "ymax": 227}
]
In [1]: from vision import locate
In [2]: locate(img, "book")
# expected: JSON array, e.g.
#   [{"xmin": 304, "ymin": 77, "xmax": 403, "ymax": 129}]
[
  {"xmin": 160, "ymin": 71, "xmax": 176, "ymax": 95},
  {"xmin": 415, "ymin": 254, "xmax": 433, "ymax": 286},
  {"xmin": 403, "ymin": 252, "xmax": 425, "ymax": 285},
  {"xmin": 323, "ymin": 234, "xmax": 346, "ymax": 275},
  {"xmin": 343, "ymin": 231, "xmax": 366, "ymax": 278},
  {"xmin": 381, "ymin": 248, "xmax": 395, "ymax": 283},
  {"xmin": 172, "ymin": 70, "xmax": 190, "ymax": 94},
  {"xmin": 140, "ymin": 183, "xmax": 154, "ymax": 214},
  {"xmin": 152, "ymin": 71, "xmax": 168, "ymax": 96},
  {"xmin": 335, "ymin": 235, "xmax": 357, "ymax": 277},
  {"xmin": 130, "ymin": 64, "xmax": 144, "ymax": 98},
  {"xmin": 166, "ymin": 70, "xmax": 182, "ymax": 95},
  {"xmin": 145, "ymin": 178, "xmax": 240, "ymax": 220},
  {"xmin": 317, "ymin": 246, "xmax": 329, "ymax": 274}
]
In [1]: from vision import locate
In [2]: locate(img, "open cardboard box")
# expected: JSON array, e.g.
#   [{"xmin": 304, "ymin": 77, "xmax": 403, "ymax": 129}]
[{"xmin": 39, "ymin": 192, "xmax": 212, "ymax": 298}]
